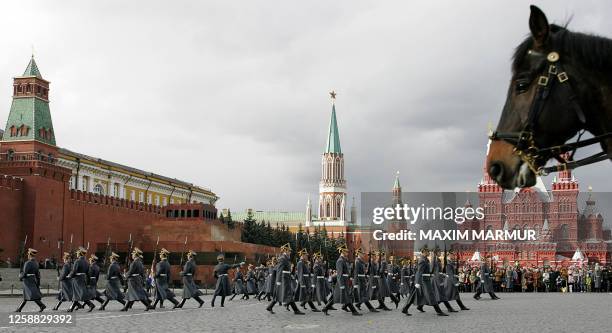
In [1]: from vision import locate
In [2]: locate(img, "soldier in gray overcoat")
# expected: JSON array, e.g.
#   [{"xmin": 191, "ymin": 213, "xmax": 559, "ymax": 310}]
[
  {"xmin": 312, "ymin": 253, "xmax": 328, "ymax": 306},
  {"xmin": 246, "ymin": 264, "xmax": 258, "ymax": 296},
  {"xmin": 175, "ymin": 250, "xmax": 204, "ymax": 308},
  {"xmin": 121, "ymin": 247, "xmax": 153, "ymax": 311},
  {"xmin": 152, "ymin": 248, "xmax": 179, "ymax": 309},
  {"xmin": 399, "ymin": 259, "xmax": 412, "ymax": 297},
  {"xmin": 353, "ymin": 248, "xmax": 378, "ymax": 313},
  {"xmin": 230, "ymin": 267, "xmax": 246, "ymax": 300},
  {"xmin": 474, "ymin": 257, "xmax": 500, "ymax": 300},
  {"xmin": 401, "ymin": 245, "xmax": 448, "ymax": 316},
  {"xmin": 443, "ymin": 250, "xmax": 469, "ymax": 310},
  {"xmin": 68, "ymin": 247, "xmax": 95, "ymax": 312},
  {"xmin": 322, "ymin": 245, "xmax": 361, "ymax": 316},
  {"xmin": 266, "ymin": 243, "xmax": 304, "ymax": 314},
  {"xmin": 295, "ymin": 249, "xmax": 320, "ymax": 312},
  {"xmin": 88, "ymin": 254, "xmax": 106, "ymax": 305},
  {"xmin": 53, "ymin": 252, "xmax": 73, "ymax": 311},
  {"xmin": 99, "ymin": 252, "xmax": 126, "ymax": 310},
  {"xmin": 15, "ymin": 248, "xmax": 46, "ymax": 312},
  {"xmin": 211, "ymin": 254, "xmax": 244, "ymax": 307},
  {"xmin": 432, "ymin": 247, "xmax": 454, "ymax": 312}
]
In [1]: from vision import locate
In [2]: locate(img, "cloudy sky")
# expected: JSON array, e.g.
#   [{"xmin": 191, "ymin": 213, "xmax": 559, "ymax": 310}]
[{"xmin": 1, "ymin": 0, "xmax": 612, "ymax": 213}]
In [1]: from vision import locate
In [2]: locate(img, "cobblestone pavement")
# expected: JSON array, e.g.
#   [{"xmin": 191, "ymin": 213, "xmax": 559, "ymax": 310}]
[{"xmin": 0, "ymin": 293, "xmax": 610, "ymax": 333}]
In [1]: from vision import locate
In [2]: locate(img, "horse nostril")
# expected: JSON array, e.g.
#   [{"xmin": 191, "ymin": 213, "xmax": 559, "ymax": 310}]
[{"xmin": 489, "ymin": 162, "xmax": 504, "ymax": 180}]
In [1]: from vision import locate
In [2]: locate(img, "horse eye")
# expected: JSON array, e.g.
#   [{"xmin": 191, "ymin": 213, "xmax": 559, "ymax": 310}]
[{"xmin": 515, "ymin": 80, "xmax": 531, "ymax": 94}]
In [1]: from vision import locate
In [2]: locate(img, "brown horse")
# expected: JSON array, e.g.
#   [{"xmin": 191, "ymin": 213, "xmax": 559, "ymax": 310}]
[{"xmin": 487, "ymin": 5, "xmax": 612, "ymax": 189}]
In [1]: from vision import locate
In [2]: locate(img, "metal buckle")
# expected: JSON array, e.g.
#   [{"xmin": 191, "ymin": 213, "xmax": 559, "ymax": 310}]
[
  {"xmin": 548, "ymin": 65, "xmax": 557, "ymax": 75},
  {"xmin": 537, "ymin": 76, "xmax": 549, "ymax": 86},
  {"xmin": 557, "ymin": 72, "xmax": 569, "ymax": 83}
]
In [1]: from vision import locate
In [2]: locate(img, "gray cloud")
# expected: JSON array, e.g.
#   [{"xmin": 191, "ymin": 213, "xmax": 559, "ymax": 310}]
[{"xmin": 1, "ymin": 0, "xmax": 612, "ymax": 214}]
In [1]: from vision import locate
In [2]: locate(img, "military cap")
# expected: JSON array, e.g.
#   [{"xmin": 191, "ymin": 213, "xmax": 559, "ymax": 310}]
[
  {"xmin": 217, "ymin": 254, "xmax": 225, "ymax": 261},
  {"xmin": 62, "ymin": 252, "xmax": 71, "ymax": 260},
  {"xmin": 297, "ymin": 249, "xmax": 309, "ymax": 256},
  {"xmin": 27, "ymin": 248, "xmax": 38, "ymax": 256},
  {"xmin": 160, "ymin": 248, "xmax": 170, "ymax": 255},
  {"xmin": 420, "ymin": 244, "xmax": 430, "ymax": 252},
  {"xmin": 313, "ymin": 252, "xmax": 323, "ymax": 259},
  {"xmin": 132, "ymin": 247, "xmax": 143, "ymax": 256},
  {"xmin": 110, "ymin": 252, "xmax": 120, "ymax": 259},
  {"xmin": 76, "ymin": 247, "xmax": 87, "ymax": 255},
  {"xmin": 89, "ymin": 254, "xmax": 99, "ymax": 261},
  {"xmin": 280, "ymin": 243, "xmax": 292, "ymax": 252},
  {"xmin": 354, "ymin": 248, "xmax": 364, "ymax": 256},
  {"xmin": 187, "ymin": 250, "xmax": 197, "ymax": 256},
  {"xmin": 337, "ymin": 244, "xmax": 349, "ymax": 254}
]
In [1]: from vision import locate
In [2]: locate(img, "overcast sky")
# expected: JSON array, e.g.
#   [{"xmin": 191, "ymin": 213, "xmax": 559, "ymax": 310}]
[{"xmin": 1, "ymin": 0, "xmax": 612, "ymax": 214}]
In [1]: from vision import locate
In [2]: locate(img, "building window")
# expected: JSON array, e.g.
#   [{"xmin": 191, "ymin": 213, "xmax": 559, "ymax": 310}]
[
  {"xmin": 68, "ymin": 176, "xmax": 74, "ymax": 189},
  {"xmin": 162, "ymin": 197, "xmax": 167, "ymax": 206},
  {"xmin": 155, "ymin": 195, "xmax": 160, "ymax": 206},
  {"xmin": 113, "ymin": 183, "xmax": 120, "ymax": 197},
  {"xmin": 93, "ymin": 184, "xmax": 104, "ymax": 195},
  {"xmin": 139, "ymin": 192, "xmax": 144, "ymax": 203},
  {"xmin": 82, "ymin": 176, "xmax": 89, "ymax": 192},
  {"xmin": 147, "ymin": 193, "xmax": 152, "ymax": 204},
  {"xmin": 560, "ymin": 224, "xmax": 569, "ymax": 239},
  {"xmin": 130, "ymin": 190, "xmax": 136, "ymax": 201}
]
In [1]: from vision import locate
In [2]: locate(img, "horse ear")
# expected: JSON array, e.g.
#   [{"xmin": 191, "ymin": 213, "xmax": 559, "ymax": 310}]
[{"xmin": 529, "ymin": 5, "xmax": 549, "ymax": 46}]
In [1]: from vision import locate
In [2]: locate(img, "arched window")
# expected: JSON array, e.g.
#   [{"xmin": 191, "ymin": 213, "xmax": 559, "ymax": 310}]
[
  {"xmin": 560, "ymin": 224, "xmax": 569, "ymax": 239},
  {"xmin": 93, "ymin": 184, "xmax": 104, "ymax": 195}
]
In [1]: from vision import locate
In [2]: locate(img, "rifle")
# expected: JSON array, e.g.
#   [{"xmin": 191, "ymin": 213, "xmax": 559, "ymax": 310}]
[
  {"xmin": 123, "ymin": 233, "xmax": 133, "ymax": 292},
  {"xmin": 178, "ymin": 236, "xmax": 188, "ymax": 272},
  {"xmin": 102, "ymin": 237, "xmax": 111, "ymax": 276},
  {"xmin": 18, "ymin": 234, "xmax": 28, "ymax": 275},
  {"xmin": 151, "ymin": 235, "xmax": 160, "ymax": 273},
  {"xmin": 56, "ymin": 239, "xmax": 62, "ymax": 291},
  {"xmin": 68, "ymin": 234, "xmax": 74, "ymax": 265}
]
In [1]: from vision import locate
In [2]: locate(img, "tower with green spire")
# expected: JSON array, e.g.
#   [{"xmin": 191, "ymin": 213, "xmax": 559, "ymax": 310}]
[
  {"xmin": 2, "ymin": 56, "xmax": 56, "ymax": 146},
  {"xmin": 318, "ymin": 91, "xmax": 347, "ymax": 223}
]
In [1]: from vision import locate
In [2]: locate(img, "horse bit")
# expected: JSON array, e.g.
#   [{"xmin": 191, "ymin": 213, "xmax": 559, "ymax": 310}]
[{"xmin": 489, "ymin": 50, "xmax": 612, "ymax": 176}]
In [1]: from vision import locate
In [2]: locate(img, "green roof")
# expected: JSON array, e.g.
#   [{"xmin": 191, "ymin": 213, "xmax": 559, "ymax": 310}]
[
  {"xmin": 393, "ymin": 172, "xmax": 401, "ymax": 189},
  {"xmin": 222, "ymin": 210, "xmax": 314, "ymax": 224},
  {"xmin": 21, "ymin": 57, "xmax": 43, "ymax": 79},
  {"xmin": 325, "ymin": 104, "xmax": 342, "ymax": 154},
  {"xmin": 2, "ymin": 98, "xmax": 56, "ymax": 145}
]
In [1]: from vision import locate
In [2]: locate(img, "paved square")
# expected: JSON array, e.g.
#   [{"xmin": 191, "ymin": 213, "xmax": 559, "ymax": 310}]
[{"xmin": 0, "ymin": 293, "xmax": 610, "ymax": 333}]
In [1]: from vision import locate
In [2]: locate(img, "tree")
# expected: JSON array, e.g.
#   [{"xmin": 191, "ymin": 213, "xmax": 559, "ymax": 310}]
[
  {"xmin": 225, "ymin": 209, "xmax": 235, "ymax": 229},
  {"xmin": 241, "ymin": 210, "xmax": 257, "ymax": 243}
]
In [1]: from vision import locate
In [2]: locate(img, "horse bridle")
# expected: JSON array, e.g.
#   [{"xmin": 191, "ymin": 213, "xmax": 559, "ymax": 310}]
[{"xmin": 490, "ymin": 50, "xmax": 612, "ymax": 176}]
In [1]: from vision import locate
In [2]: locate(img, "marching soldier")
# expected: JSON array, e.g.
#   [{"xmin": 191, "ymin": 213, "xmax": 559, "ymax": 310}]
[
  {"xmin": 256, "ymin": 260, "xmax": 272, "ymax": 301},
  {"xmin": 353, "ymin": 248, "xmax": 378, "ymax": 313},
  {"xmin": 266, "ymin": 243, "xmax": 304, "ymax": 314},
  {"xmin": 255, "ymin": 264, "xmax": 266, "ymax": 300},
  {"xmin": 443, "ymin": 250, "xmax": 469, "ymax": 310},
  {"xmin": 322, "ymin": 245, "xmax": 361, "ymax": 316},
  {"xmin": 401, "ymin": 245, "xmax": 448, "ymax": 316},
  {"xmin": 68, "ymin": 247, "xmax": 95, "ymax": 312},
  {"xmin": 474, "ymin": 256, "xmax": 500, "ymax": 300},
  {"xmin": 432, "ymin": 247, "xmax": 454, "ymax": 312},
  {"xmin": 176, "ymin": 250, "xmax": 205, "ymax": 308},
  {"xmin": 15, "ymin": 248, "xmax": 46, "ymax": 312},
  {"xmin": 152, "ymin": 248, "xmax": 179, "ymax": 309},
  {"xmin": 368, "ymin": 250, "xmax": 382, "ymax": 309},
  {"xmin": 99, "ymin": 252, "xmax": 126, "ymax": 310},
  {"xmin": 312, "ymin": 253, "xmax": 328, "ymax": 306},
  {"xmin": 399, "ymin": 259, "xmax": 412, "ymax": 298},
  {"xmin": 230, "ymin": 266, "xmax": 246, "ymax": 300},
  {"xmin": 53, "ymin": 252, "xmax": 73, "ymax": 311},
  {"xmin": 211, "ymin": 254, "xmax": 244, "ymax": 307},
  {"xmin": 295, "ymin": 249, "xmax": 320, "ymax": 312},
  {"xmin": 246, "ymin": 264, "xmax": 258, "ymax": 297},
  {"xmin": 377, "ymin": 252, "xmax": 399, "ymax": 310},
  {"xmin": 388, "ymin": 256, "xmax": 401, "ymax": 302},
  {"xmin": 88, "ymin": 254, "xmax": 106, "ymax": 305},
  {"xmin": 121, "ymin": 247, "xmax": 154, "ymax": 311}
]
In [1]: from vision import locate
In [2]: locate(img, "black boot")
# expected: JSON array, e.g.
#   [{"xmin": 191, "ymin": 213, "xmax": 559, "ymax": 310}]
[
  {"xmin": 175, "ymin": 299, "xmax": 186, "ymax": 309},
  {"xmin": 348, "ymin": 304, "xmax": 362, "ymax": 316},
  {"xmin": 443, "ymin": 301, "xmax": 458, "ymax": 312},
  {"xmin": 211, "ymin": 296, "xmax": 216, "ymax": 308},
  {"xmin": 322, "ymin": 299, "xmax": 334, "ymax": 316},
  {"xmin": 159, "ymin": 300, "xmax": 165, "ymax": 309},
  {"xmin": 266, "ymin": 300, "xmax": 275, "ymax": 314},
  {"xmin": 230, "ymin": 294, "xmax": 237, "ymax": 301},
  {"xmin": 308, "ymin": 301, "xmax": 321, "ymax": 312},
  {"xmin": 35, "ymin": 300, "xmax": 46, "ymax": 312},
  {"xmin": 390, "ymin": 295, "xmax": 400, "ymax": 309},
  {"xmin": 15, "ymin": 301, "xmax": 27, "ymax": 313},
  {"xmin": 142, "ymin": 300, "xmax": 151, "ymax": 311},
  {"xmin": 341, "ymin": 304, "xmax": 349, "ymax": 312},
  {"xmin": 416, "ymin": 305, "xmax": 425, "ymax": 312},
  {"xmin": 85, "ymin": 301, "xmax": 95, "ymax": 312},
  {"xmin": 67, "ymin": 302, "xmax": 79, "ymax": 313},
  {"xmin": 152, "ymin": 299, "xmax": 159, "ymax": 309},
  {"xmin": 220, "ymin": 296, "xmax": 226, "ymax": 307},
  {"xmin": 53, "ymin": 301, "xmax": 62, "ymax": 311},
  {"xmin": 290, "ymin": 302, "xmax": 305, "ymax": 315},
  {"xmin": 457, "ymin": 299, "xmax": 470, "ymax": 310},
  {"xmin": 365, "ymin": 301, "xmax": 380, "ymax": 313},
  {"xmin": 120, "ymin": 301, "xmax": 132, "ymax": 312},
  {"xmin": 99, "ymin": 299, "xmax": 110, "ymax": 311},
  {"xmin": 194, "ymin": 296, "xmax": 204, "ymax": 308},
  {"xmin": 434, "ymin": 305, "xmax": 448, "ymax": 316}
]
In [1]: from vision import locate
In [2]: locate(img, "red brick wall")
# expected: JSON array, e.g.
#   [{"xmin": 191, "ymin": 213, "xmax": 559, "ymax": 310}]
[{"xmin": 0, "ymin": 175, "xmax": 24, "ymax": 264}]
